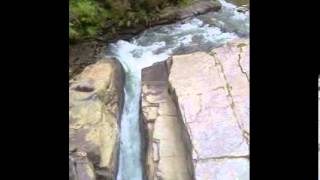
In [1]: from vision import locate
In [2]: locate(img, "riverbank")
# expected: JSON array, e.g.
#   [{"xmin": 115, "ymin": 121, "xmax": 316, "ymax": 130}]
[{"xmin": 69, "ymin": 0, "xmax": 222, "ymax": 79}]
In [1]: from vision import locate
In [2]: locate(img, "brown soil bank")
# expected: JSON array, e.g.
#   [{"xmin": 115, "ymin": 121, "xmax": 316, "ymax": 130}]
[{"xmin": 69, "ymin": 0, "xmax": 221, "ymax": 79}]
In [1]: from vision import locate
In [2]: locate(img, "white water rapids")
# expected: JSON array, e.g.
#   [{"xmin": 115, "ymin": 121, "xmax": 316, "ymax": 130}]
[{"xmin": 107, "ymin": 1, "xmax": 249, "ymax": 179}]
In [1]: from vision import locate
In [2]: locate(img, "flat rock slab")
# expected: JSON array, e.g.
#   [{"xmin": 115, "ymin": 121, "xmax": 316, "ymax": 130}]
[
  {"xmin": 195, "ymin": 158, "xmax": 249, "ymax": 179},
  {"xmin": 169, "ymin": 38, "xmax": 249, "ymax": 179}
]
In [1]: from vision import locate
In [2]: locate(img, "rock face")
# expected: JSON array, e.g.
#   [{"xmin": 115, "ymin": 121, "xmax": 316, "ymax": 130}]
[
  {"xmin": 226, "ymin": 0, "xmax": 249, "ymax": 6},
  {"xmin": 155, "ymin": 0, "xmax": 221, "ymax": 26},
  {"xmin": 169, "ymin": 38, "xmax": 249, "ymax": 179},
  {"xmin": 69, "ymin": 41, "xmax": 107, "ymax": 79},
  {"xmin": 175, "ymin": 0, "xmax": 221, "ymax": 20},
  {"xmin": 69, "ymin": 58, "xmax": 124, "ymax": 180},
  {"xmin": 141, "ymin": 38, "xmax": 249, "ymax": 179},
  {"xmin": 141, "ymin": 61, "xmax": 195, "ymax": 180}
]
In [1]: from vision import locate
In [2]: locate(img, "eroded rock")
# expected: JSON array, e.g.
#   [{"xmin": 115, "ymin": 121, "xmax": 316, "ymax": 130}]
[
  {"xmin": 155, "ymin": 0, "xmax": 222, "ymax": 26},
  {"xmin": 141, "ymin": 61, "xmax": 195, "ymax": 180},
  {"xmin": 141, "ymin": 38, "xmax": 249, "ymax": 180},
  {"xmin": 69, "ymin": 58, "xmax": 124, "ymax": 180}
]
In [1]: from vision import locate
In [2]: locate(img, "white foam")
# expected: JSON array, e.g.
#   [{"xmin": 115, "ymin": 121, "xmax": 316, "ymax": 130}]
[{"xmin": 112, "ymin": 0, "xmax": 249, "ymax": 179}]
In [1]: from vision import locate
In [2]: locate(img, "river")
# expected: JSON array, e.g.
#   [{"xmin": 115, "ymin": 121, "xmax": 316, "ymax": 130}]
[{"xmin": 107, "ymin": 0, "xmax": 249, "ymax": 179}]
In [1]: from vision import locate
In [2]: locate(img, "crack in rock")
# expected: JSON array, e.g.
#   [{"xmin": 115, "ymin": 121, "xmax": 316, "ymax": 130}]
[
  {"xmin": 180, "ymin": 103, "xmax": 201, "ymax": 161},
  {"xmin": 209, "ymin": 51, "xmax": 248, "ymax": 142},
  {"xmin": 237, "ymin": 46, "xmax": 250, "ymax": 82},
  {"xmin": 242, "ymin": 130, "xmax": 250, "ymax": 144},
  {"xmin": 195, "ymin": 155, "xmax": 249, "ymax": 163}
]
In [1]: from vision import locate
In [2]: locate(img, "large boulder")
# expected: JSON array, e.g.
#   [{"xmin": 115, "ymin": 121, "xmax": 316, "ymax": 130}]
[
  {"xmin": 175, "ymin": 0, "xmax": 222, "ymax": 20},
  {"xmin": 141, "ymin": 38, "xmax": 249, "ymax": 180},
  {"xmin": 168, "ymin": 38, "xmax": 249, "ymax": 179},
  {"xmin": 69, "ymin": 58, "xmax": 124, "ymax": 180},
  {"xmin": 141, "ymin": 61, "xmax": 195, "ymax": 180},
  {"xmin": 152, "ymin": 0, "xmax": 221, "ymax": 26}
]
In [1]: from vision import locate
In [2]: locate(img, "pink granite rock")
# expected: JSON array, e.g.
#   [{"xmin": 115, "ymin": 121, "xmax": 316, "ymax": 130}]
[
  {"xmin": 168, "ymin": 38, "xmax": 249, "ymax": 179},
  {"xmin": 141, "ymin": 61, "xmax": 194, "ymax": 180},
  {"xmin": 141, "ymin": 38, "xmax": 249, "ymax": 180}
]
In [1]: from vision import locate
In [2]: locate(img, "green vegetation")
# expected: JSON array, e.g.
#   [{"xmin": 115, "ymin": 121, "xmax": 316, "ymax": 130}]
[
  {"xmin": 226, "ymin": 0, "xmax": 249, "ymax": 6},
  {"xmin": 69, "ymin": 0, "xmax": 109, "ymax": 41},
  {"xmin": 69, "ymin": 0, "xmax": 192, "ymax": 42},
  {"xmin": 178, "ymin": 0, "xmax": 192, "ymax": 6}
]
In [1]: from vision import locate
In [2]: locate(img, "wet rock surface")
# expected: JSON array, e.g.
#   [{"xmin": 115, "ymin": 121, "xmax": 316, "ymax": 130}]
[
  {"xmin": 69, "ymin": 0, "xmax": 223, "ymax": 79},
  {"xmin": 69, "ymin": 58, "xmax": 124, "ymax": 180}
]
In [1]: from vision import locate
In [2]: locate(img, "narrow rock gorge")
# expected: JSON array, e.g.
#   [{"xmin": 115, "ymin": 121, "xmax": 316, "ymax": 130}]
[
  {"xmin": 141, "ymin": 61, "xmax": 195, "ymax": 180},
  {"xmin": 69, "ymin": 0, "xmax": 249, "ymax": 179}
]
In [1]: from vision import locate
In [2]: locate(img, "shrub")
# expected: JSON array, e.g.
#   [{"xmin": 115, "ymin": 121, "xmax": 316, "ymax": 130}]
[
  {"xmin": 69, "ymin": 0, "xmax": 194, "ymax": 42},
  {"xmin": 69, "ymin": 0, "xmax": 109, "ymax": 41}
]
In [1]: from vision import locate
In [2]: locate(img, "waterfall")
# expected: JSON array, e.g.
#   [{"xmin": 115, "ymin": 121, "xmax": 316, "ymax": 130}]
[{"xmin": 108, "ymin": 0, "xmax": 249, "ymax": 179}]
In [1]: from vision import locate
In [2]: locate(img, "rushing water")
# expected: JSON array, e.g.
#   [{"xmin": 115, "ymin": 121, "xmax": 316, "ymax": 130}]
[{"xmin": 108, "ymin": 0, "xmax": 249, "ymax": 179}]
